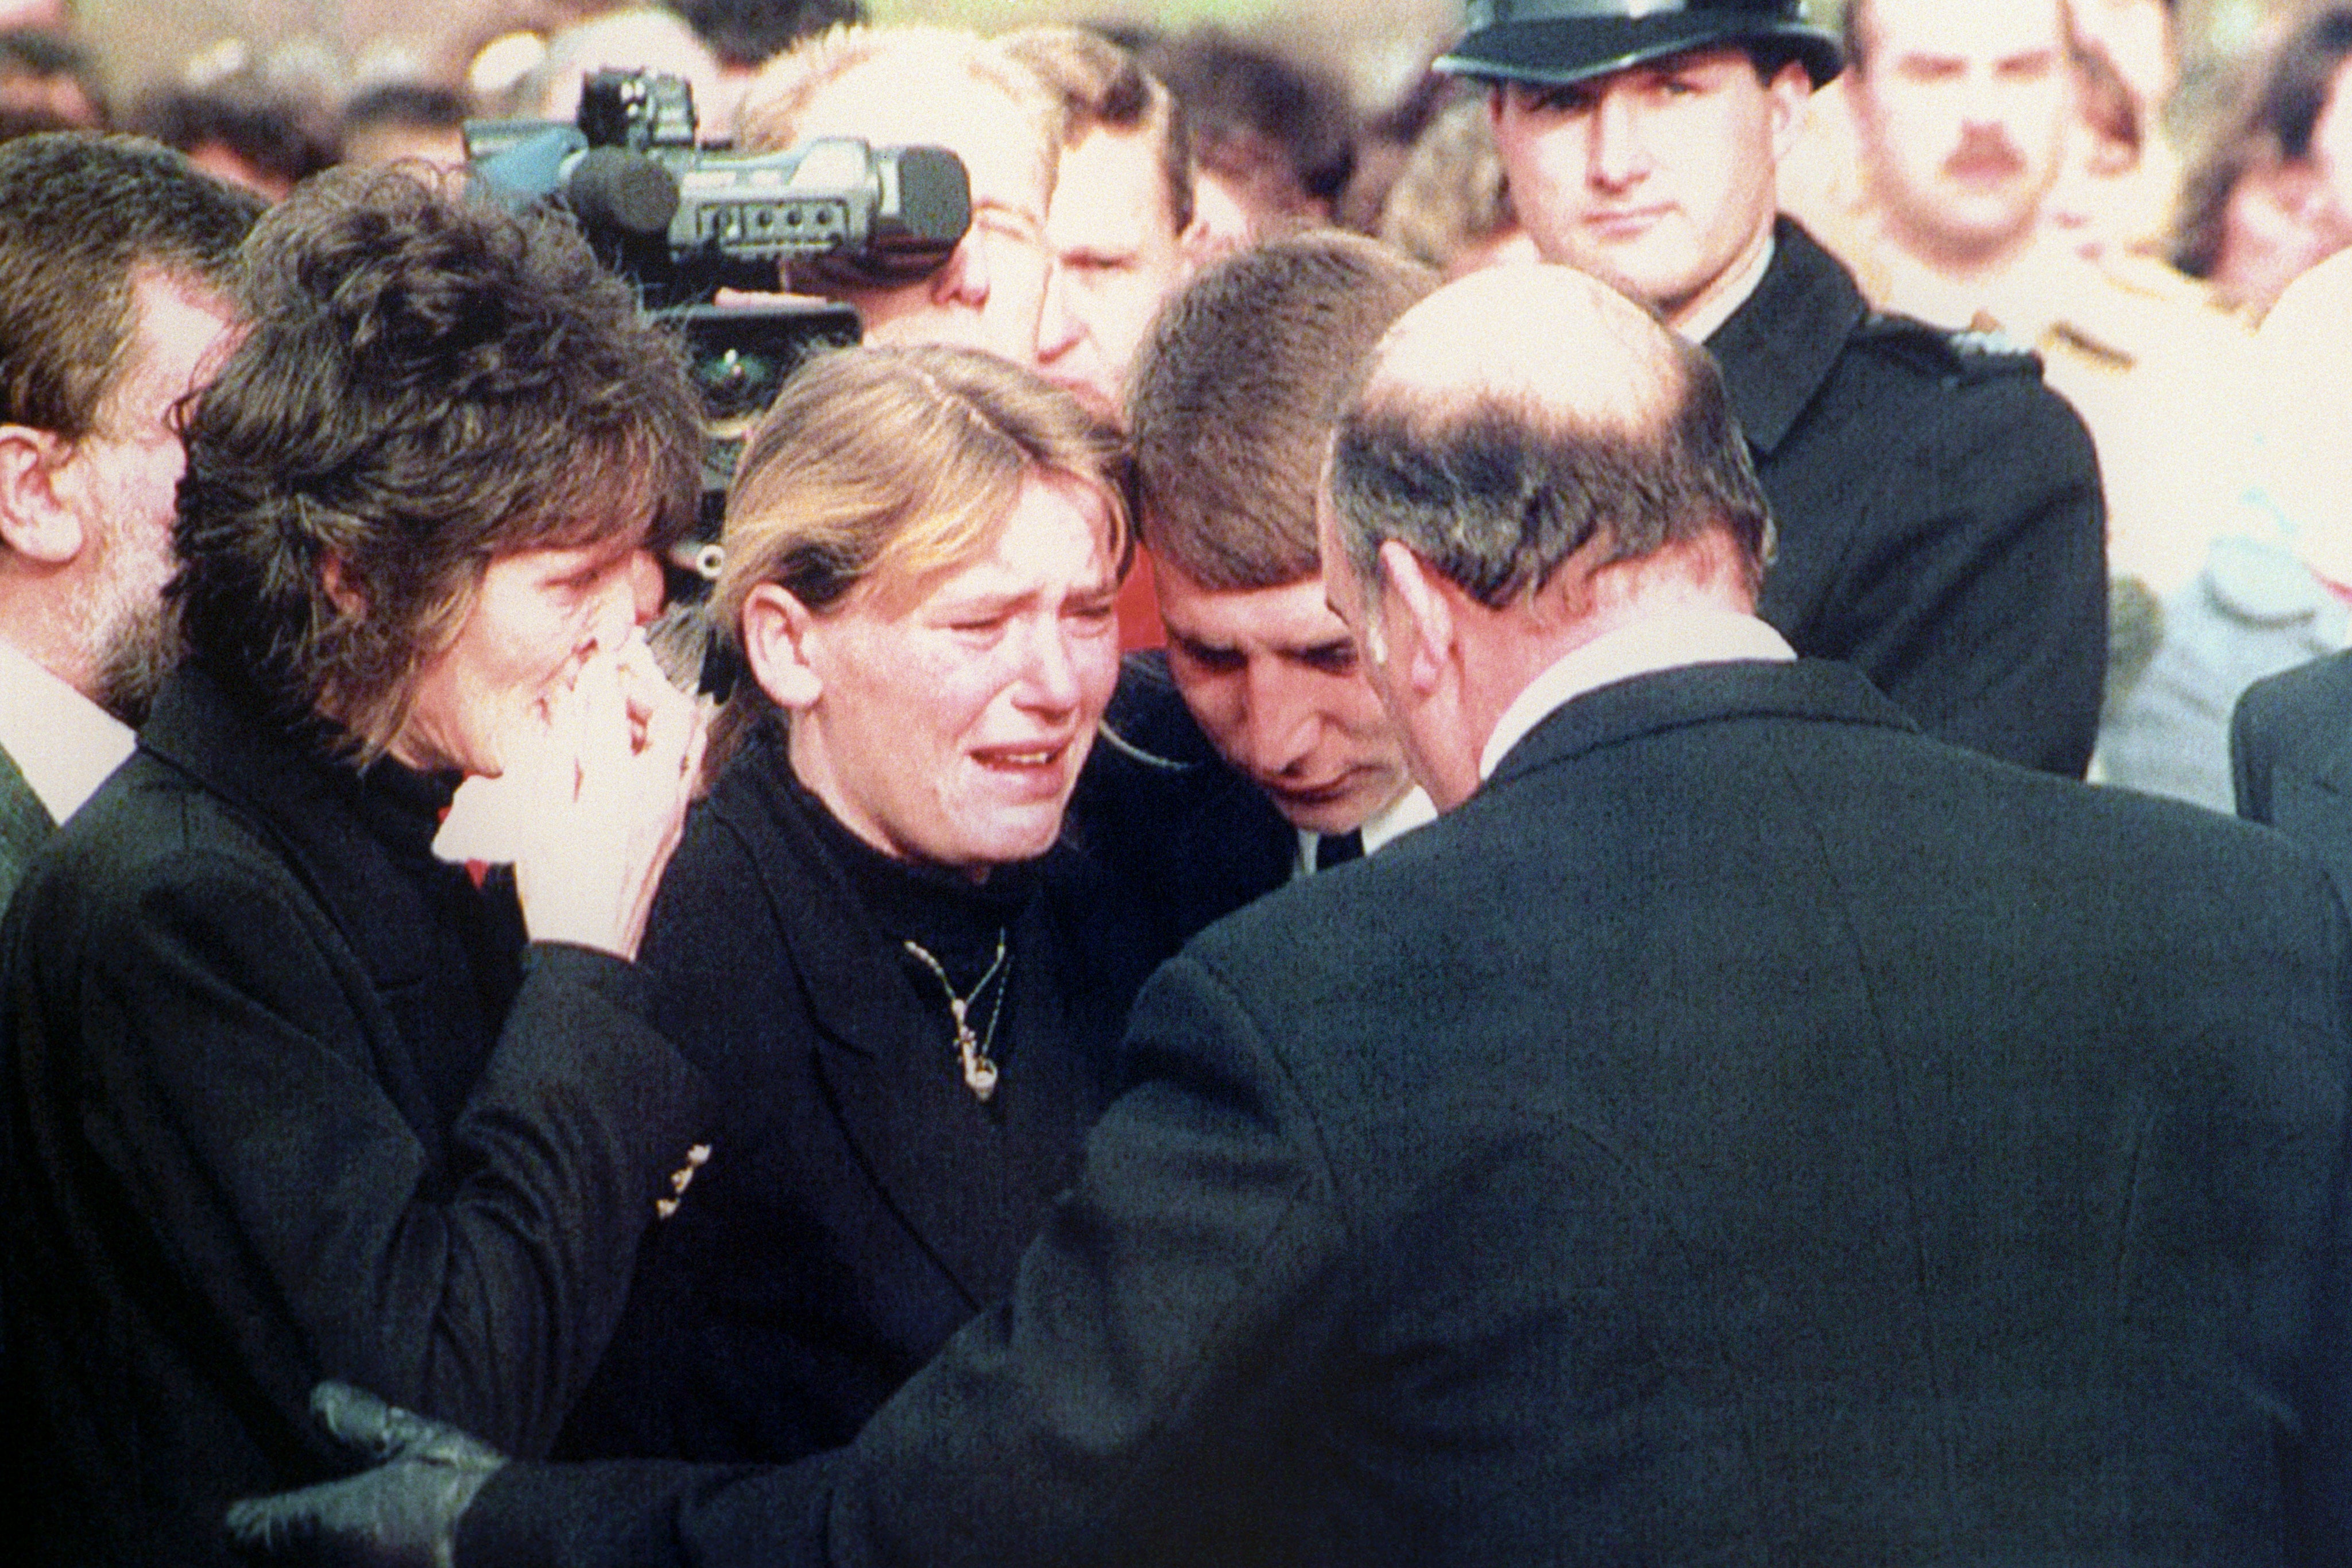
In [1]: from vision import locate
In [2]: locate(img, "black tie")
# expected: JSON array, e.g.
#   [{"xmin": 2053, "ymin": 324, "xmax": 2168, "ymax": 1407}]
[{"xmin": 1314, "ymin": 830, "xmax": 1364, "ymax": 872}]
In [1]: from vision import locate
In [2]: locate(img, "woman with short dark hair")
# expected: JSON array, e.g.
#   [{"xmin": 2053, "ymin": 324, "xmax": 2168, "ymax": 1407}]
[{"xmin": 0, "ymin": 167, "xmax": 714, "ymax": 1568}]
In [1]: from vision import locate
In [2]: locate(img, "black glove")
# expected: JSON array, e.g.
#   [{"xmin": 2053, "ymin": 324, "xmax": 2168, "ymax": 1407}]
[{"xmin": 225, "ymin": 1381, "xmax": 507, "ymax": 1567}]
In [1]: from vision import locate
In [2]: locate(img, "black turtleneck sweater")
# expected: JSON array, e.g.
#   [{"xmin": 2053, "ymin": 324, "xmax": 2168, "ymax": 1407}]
[{"xmin": 558, "ymin": 721, "xmax": 1148, "ymax": 1465}]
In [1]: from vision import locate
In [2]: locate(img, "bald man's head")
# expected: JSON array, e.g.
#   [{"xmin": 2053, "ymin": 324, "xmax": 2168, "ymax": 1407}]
[{"xmin": 1325, "ymin": 263, "xmax": 1772, "ymax": 609}]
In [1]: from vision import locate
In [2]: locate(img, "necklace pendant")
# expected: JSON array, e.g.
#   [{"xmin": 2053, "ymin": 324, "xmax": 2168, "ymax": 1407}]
[{"xmin": 961, "ymin": 1034, "xmax": 999, "ymax": 1102}]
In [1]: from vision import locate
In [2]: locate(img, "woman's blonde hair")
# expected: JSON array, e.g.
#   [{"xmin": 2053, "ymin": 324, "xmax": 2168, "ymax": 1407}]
[{"xmin": 707, "ymin": 343, "xmax": 1131, "ymax": 772}]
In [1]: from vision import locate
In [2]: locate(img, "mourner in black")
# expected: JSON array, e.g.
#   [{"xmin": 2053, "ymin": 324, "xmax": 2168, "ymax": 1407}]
[
  {"xmin": 228, "ymin": 243, "xmax": 2352, "ymax": 1568},
  {"xmin": 1458, "ymin": 0, "xmax": 2108, "ymax": 776},
  {"xmin": 1067, "ymin": 233, "xmax": 1440, "ymax": 964},
  {"xmin": 1, "ymin": 169, "xmax": 713, "ymax": 1568},
  {"xmin": 555, "ymin": 346, "xmax": 1150, "ymax": 1466}
]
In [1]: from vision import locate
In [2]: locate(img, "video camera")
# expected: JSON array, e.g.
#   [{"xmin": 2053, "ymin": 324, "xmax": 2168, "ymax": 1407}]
[
  {"xmin": 466, "ymin": 69, "xmax": 972, "ymax": 312},
  {"xmin": 466, "ymin": 71, "xmax": 974, "ymax": 593}
]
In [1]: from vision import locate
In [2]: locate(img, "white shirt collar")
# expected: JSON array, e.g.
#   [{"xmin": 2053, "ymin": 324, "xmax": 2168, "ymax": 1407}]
[
  {"xmin": 1679, "ymin": 233, "xmax": 1777, "ymax": 346},
  {"xmin": 1290, "ymin": 783, "xmax": 1438, "ymax": 880},
  {"xmin": 0, "ymin": 638, "xmax": 134, "ymax": 824},
  {"xmin": 1477, "ymin": 609, "xmax": 1796, "ymax": 781}
]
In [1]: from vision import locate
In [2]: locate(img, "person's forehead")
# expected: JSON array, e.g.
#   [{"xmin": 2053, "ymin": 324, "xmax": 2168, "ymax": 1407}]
[
  {"xmin": 1047, "ymin": 126, "xmax": 1177, "ymax": 248},
  {"xmin": 1159, "ymin": 568, "xmax": 1345, "ymax": 647},
  {"xmin": 800, "ymin": 62, "xmax": 1051, "ymax": 217},
  {"xmin": 1867, "ymin": 0, "xmax": 2065, "ymax": 59}
]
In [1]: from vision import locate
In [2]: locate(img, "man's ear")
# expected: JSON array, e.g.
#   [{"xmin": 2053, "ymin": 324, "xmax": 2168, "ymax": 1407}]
[
  {"xmin": 1767, "ymin": 58, "xmax": 1816, "ymax": 164},
  {"xmin": 740, "ymin": 582, "xmax": 825, "ymax": 710},
  {"xmin": 0, "ymin": 424, "xmax": 88, "ymax": 567},
  {"xmin": 1375, "ymin": 539, "xmax": 1459, "ymax": 701}
]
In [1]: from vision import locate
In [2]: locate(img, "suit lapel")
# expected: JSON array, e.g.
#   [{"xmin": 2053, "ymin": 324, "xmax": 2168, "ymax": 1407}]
[
  {"xmin": 721, "ymin": 753, "xmax": 1036, "ymax": 1307},
  {"xmin": 0, "ymin": 744, "xmax": 57, "ymax": 891}
]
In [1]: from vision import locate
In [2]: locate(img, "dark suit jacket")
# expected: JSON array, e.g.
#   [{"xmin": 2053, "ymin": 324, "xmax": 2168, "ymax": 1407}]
[
  {"xmin": 0, "ymin": 667, "xmax": 709, "ymax": 1568},
  {"xmin": 1065, "ymin": 652, "xmax": 1294, "ymax": 970},
  {"xmin": 2233, "ymin": 648, "xmax": 2352, "ymax": 906},
  {"xmin": 556, "ymin": 727, "xmax": 1145, "ymax": 1464},
  {"xmin": 1719, "ymin": 220, "xmax": 2108, "ymax": 778},
  {"xmin": 464, "ymin": 659, "xmax": 2352, "ymax": 1565},
  {"xmin": 0, "ymin": 741, "xmax": 55, "ymax": 913}
]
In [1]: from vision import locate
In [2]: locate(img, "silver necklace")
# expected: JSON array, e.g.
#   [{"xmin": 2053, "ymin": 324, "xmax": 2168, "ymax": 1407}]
[{"xmin": 901, "ymin": 930, "xmax": 1009, "ymax": 1102}]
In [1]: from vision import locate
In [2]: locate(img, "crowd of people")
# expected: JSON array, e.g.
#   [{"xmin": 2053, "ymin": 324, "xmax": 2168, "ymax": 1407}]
[{"xmin": 3, "ymin": 0, "xmax": 2352, "ymax": 1564}]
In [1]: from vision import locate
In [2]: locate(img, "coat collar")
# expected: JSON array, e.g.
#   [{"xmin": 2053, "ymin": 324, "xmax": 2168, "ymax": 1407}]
[
  {"xmin": 1483, "ymin": 658, "xmax": 1918, "ymax": 795},
  {"xmin": 699, "ymin": 729, "xmax": 1070, "ymax": 1303},
  {"xmin": 137, "ymin": 666, "xmax": 471, "ymax": 993},
  {"xmin": 1703, "ymin": 218, "xmax": 1867, "ymax": 456},
  {"xmin": 0, "ymin": 742, "xmax": 56, "ymax": 873}
]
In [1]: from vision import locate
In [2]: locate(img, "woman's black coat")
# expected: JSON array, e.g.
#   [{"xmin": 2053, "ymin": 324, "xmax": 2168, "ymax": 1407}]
[
  {"xmin": 0, "ymin": 666, "xmax": 710, "ymax": 1567},
  {"xmin": 560, "ymin": 726, "xmax": 1153, "ymax": 1462}
]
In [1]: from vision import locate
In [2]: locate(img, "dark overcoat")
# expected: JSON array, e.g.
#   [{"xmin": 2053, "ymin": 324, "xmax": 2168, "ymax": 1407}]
[
  {"xmin": 0, "ymin": 666, "xmax": 709, "ymax": 1567},
  {"xmin": 463, "ymin": 659, "xmax": 2352, "ymax": 1565},
  {"xmin": 2233, "ymin": 648, "xmax": 2352, "ymax": 907},
  {"xmin": 556, "ymin": 726, "xmax": 1150, "ymax": 1464},
  {"xmin": 1718, "ymin": 220, "xmax": 2109, "ymax": 777}
]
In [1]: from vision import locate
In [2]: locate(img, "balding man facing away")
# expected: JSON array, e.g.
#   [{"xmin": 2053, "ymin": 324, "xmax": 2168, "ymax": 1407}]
[{"xmin": 231, "ymin": 264, "xmax": 2352, "ymax": 1567}]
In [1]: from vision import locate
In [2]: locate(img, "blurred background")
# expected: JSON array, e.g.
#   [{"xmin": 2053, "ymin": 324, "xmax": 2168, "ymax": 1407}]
[{"xmin": 13, "ymin": 2, "xmax": 2319, "ymax": 137}]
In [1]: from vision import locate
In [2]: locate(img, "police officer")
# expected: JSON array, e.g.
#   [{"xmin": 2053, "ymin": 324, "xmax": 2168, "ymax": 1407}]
[{"xmin": 1448, "ymin": 0, "xmax": 2109, "ymax": 776}]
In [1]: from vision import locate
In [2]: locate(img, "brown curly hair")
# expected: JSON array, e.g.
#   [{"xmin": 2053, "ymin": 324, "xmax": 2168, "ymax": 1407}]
[{"xmin": 172, "ymin": 165, "xmax": 703, "ymax": 760}]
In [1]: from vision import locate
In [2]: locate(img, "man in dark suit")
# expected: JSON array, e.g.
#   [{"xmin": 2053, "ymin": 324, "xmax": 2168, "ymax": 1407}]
[
  {"xmin": 1072, "ymin": 231, "xmax": 1438, "ymax": 961},
  {"xmin": 0, "ymin": 134, "xmax": 257, "ymax": 908},
  {"xmin": 1450, "ymin": 0, "xmax": 2107, "ymax": 776},
  {"xmin": 2234, "ymin": 651, "xmax": 2352, "ymax": 904},
  {"xmin": 231, "ymin": 265, "xmax": 2352, "ymax": 1565}
]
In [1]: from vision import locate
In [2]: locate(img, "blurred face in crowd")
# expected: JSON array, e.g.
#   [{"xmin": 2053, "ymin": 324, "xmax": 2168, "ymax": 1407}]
[
  {"xmin": 1154, "ymin": 550, "xmax": 1410, "ymax": 835},
  {"xmin": 1847, "ymin": 0, "xmax": 2072, "ymax": 266},
  {"xmin": 392, "ymin": 530, "xmax": 663, "ymax": 776},
  {"xmin": 768, "ymin": 473, "xmax": 1122, "ymax": 876},
  {"xmin": 2318, "ymin": 57, "xmax": 2352, "ymax": 238},
  {"xmin": 1035, "ymin": 123, "xmax": 1193, "ymax": 424},
  {"xmin": 787, "ymin": 61, "xmax": 1058, "ymax": 369},
  {"xmin": 1490, "ymin": 47, "xmax": 1810, "ymax": 330},
  {"xmin": 55, "ymin": 270, "xmax": 237, "ymax": 714}
]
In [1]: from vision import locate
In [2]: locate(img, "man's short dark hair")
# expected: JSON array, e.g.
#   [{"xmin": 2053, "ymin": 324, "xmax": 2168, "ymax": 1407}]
[
  {"xmin": 1328, "ymin": 336, "xmax": 1773, "ymax": 607},
  {"xmin": 1140, "ymin": 28, "xmax": 1356, "ymax": 212},
  {"xmin": 127, "ymin": 84, "xmax": 336, "ymax": 193},
  {"xmin": 339, "ymin": 82, "xmax": 467, "ymax": 140},
  {"xmin": 1128, "ymin": 231, "xmax": 1434, "ymax": 591},
  {"xmin": 172, "ymin": 168, "xmax": 702, "ymax": 758},
  {"xmin": 0, "ymin": 131, "xmax": 258, "ymax": 439},
  {"xmin": 676, "ymin": 0, "xmax": 865, "ymax": 70},
  {"xmin": 1000, "ymin": 24, "xmax": 1194, "ymax": 231}
]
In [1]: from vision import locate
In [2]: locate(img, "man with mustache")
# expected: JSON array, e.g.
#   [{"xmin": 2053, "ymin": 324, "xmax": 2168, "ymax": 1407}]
[
  {"xmin": 1463, "ymin": 0, "xmax": 2107, "ymax": 776},
  {"xmin": 1839, "ymin": 0, "xmax": 2258, "ymax": 618}
]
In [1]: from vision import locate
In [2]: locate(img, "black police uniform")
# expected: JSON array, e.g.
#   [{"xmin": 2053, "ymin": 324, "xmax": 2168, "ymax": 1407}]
[{"xmin": 1713, "ymin": 219, "xmax": 2107, "ymax": 777}]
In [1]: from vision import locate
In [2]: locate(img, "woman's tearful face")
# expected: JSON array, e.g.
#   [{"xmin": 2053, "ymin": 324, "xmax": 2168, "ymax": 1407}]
[{"xmin": 787, "ymin": 473, "xmax": 1123, "ymax": 877}]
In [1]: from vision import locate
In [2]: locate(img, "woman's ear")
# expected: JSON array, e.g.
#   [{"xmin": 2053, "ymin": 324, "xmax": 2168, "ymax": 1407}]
[
  {"xmin": 320, "ymin": 552, "xmax": 368, "ymax": 617},
  {"xmin": 740, "ymin": 582, "xmax": 824, "ymax": 710}
]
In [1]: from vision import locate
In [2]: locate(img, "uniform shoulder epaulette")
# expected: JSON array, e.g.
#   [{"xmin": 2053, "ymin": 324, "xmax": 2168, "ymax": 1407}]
[{"xmin": 1855, "ymin": 309, "xmax": 2042, "ymax": 383}]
